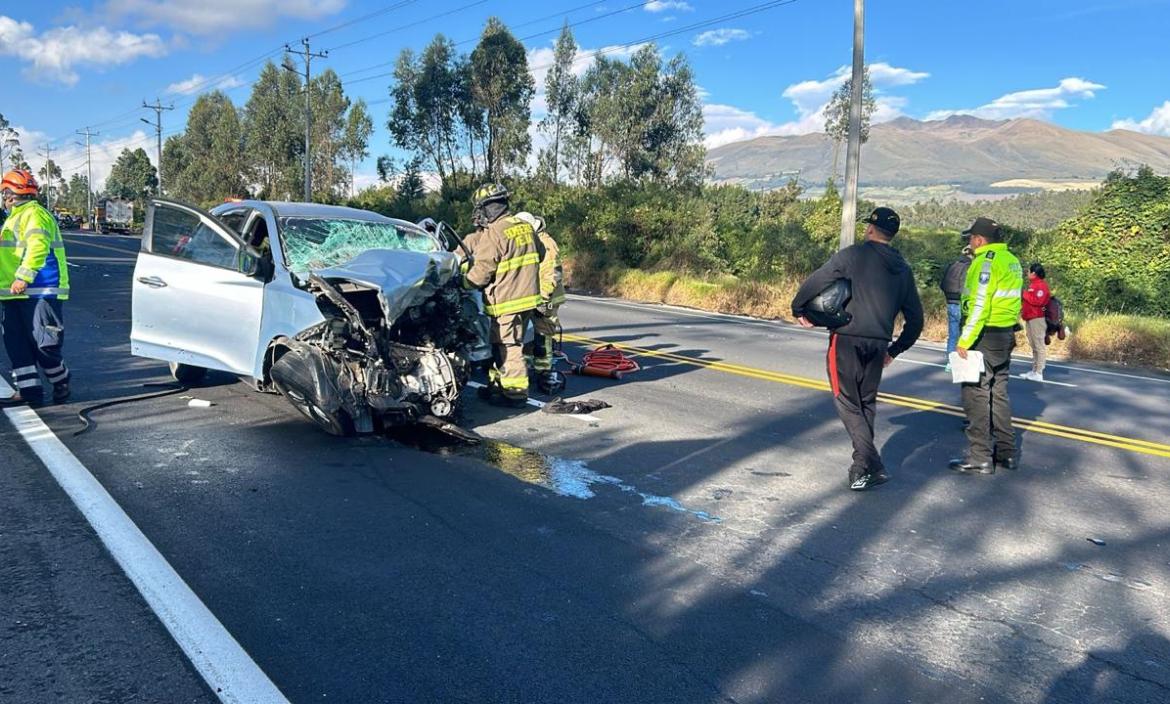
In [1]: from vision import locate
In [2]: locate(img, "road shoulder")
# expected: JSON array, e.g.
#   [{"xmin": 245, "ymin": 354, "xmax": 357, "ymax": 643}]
[{"xmin": 0, "ymin": 417, "xmax": 215, "ymax": 704}]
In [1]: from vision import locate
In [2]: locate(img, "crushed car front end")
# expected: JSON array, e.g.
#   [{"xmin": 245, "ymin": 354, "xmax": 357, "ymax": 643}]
[{"xmin": 266, "ymin": 213, "xmax": 488, "ymax": 436}]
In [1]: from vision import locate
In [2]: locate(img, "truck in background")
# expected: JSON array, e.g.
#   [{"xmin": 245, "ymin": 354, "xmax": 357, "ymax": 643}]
[{"xmin": 95, "ymin": 198, "xmax": 135, "ymax": 234}]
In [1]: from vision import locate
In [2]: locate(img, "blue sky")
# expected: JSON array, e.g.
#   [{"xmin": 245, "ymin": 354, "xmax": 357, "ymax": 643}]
[{"xmin": 4, "ymin": 0, "xmax": 1170, "ymax": 190}]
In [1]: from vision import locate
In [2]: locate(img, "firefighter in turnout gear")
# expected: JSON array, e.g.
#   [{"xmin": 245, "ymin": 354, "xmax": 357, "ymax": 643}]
[
  {"xmin": 515, "ymin": 211, "xmax": 566, "ymax": 395},
  {"xmin": 463, "ymin": 184, "xmax": 544, "ymax": 407},
  {"xmin": 0, "ymin": 170, "xmax": 71, "ymax": 406},
  {"xmin": 949, "ymin": 217, "xmax": 1024, "ymax": 475}
]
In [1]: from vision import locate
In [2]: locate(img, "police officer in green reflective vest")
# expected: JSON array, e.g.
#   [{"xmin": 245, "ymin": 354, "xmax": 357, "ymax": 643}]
[
  {"xmin": 0, "ymin": 169, "xmax": 71, "ymax": 406},
  {"xmin": 949, "ymin": 217, "xmax": 1023, "ymax": 475}
]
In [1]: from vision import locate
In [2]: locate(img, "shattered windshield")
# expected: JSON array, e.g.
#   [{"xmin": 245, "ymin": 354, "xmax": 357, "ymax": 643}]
[{"xmin": 279, "ymin": 217, "xmax": 439, "ymax": 274}]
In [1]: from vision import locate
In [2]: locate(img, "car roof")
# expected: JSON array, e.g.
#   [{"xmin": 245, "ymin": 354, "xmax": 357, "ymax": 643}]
[{"xmin": 215, "ymin": 200, "xmax": 420, "ymax": 229}]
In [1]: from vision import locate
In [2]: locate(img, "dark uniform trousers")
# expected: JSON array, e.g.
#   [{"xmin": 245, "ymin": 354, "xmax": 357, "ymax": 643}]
[
  {"xmin": 961, "ymin": 327, "xmax": 1015, "ymax": 464},
  {"xmin": 828, "ymin": 334, "xmax": 888, "ymax": 479},
  {"xmin": 2, "ymin": 298, "xmax": 70, "ymax": 403}
]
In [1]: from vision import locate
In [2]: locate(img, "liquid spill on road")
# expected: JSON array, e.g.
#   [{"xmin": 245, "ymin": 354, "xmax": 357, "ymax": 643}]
[
  {"xmin": 480, "ymin": 440, "xmax": 720, "ymax": 522},
  {"xmin": 390, "ymin": 428, "xmax": 720, "ymax": 523}
]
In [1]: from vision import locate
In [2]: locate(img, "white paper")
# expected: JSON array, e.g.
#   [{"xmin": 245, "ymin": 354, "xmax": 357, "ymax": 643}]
[{"xmin": 949, "ymin": 351, "xmax": 984, "ymax": 384}]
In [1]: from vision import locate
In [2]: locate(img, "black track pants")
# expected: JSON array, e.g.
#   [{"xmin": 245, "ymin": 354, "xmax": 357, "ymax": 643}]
[
  {"xmin": 827, "ymin": 333, "xmax": 887, "ymax": 479},
  {"xmin": 960, "ymin": 328, "xmax": 1016, "ymax": 464}
]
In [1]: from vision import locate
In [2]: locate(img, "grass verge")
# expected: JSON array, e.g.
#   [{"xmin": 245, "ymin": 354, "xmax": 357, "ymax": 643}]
[{"xmin": 566, "ymin": 260, "xmax": 1170, "ymax": 372}]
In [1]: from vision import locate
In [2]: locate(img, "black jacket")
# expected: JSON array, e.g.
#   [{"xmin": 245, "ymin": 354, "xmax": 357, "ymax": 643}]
[
  {"xmin": 940, "ymin": 256, "xmax": 972, "ymax": 303},
  {"xmin": 792, "ymin": 240, "xmax": 924, "ymax": 357}
]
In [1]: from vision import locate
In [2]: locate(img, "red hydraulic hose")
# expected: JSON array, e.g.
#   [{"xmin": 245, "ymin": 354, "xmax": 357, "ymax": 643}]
[{"xmin": 565, "ymin": 344, "xmax": 640, "ymax": 380}]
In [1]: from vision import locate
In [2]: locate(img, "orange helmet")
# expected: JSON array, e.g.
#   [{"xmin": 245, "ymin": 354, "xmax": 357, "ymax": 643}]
[{"xmin": 1, "ymin": 169, "xmax": 38, "ymax": 196}]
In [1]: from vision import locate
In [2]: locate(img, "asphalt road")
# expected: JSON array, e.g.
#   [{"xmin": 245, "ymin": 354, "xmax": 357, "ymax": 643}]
[{"xmin": 2, "ymin": 232, "xmax": 1169, "ymax": 703}]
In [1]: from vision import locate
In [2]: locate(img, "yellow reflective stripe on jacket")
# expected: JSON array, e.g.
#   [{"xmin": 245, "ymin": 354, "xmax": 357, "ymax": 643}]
[
  {"xmin": 1, "ymin": 201, "xmax": 70, "ymax": 300},
  {"xmin": 548, "ymin": 293, "xmax": 567, "ymax": 307},
  {"xmin": 485, "ymin": 294, "xmax": 543, "ymax": 316},
  {"xmin": 495, "ymin": 252, "xmax": 540, "ymax": 275}
]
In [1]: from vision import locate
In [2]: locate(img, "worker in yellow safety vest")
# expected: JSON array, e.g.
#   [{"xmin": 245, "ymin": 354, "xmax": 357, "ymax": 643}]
[
  {"xmin": 1, "ymin": 170, "xmax": 71, "ymax": 406},
  {"xmin": 462, "ymin": 184, "xmax": 544, "ymax": 407}
]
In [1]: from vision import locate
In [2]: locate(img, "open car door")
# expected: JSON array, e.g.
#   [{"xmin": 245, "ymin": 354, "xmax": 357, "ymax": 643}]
[{"xmin": 131, "ymin": 199, "xmax": 267, "ymax": 376}]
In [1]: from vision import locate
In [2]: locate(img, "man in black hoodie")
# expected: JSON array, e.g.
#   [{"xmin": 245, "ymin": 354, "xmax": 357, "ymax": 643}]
[{"xmin": 792, "ymin": 207, "xmax": 925, "ymax": 491}]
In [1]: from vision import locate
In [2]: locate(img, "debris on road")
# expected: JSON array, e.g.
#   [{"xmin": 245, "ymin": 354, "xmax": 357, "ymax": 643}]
[
  {"xmin": 74, "ymin": 383, "xmax": 189, "ymax": 436},
  {"xmin": 1087, "ymin": 537, "xmax": 1107, "ymax": 546},
  {"xmin": 541, "ymin": 397, "xmax": 612, "ymax": 414},
  {"xmin": 187, "ymin": 399, "xmax": 213, "ymax": 408}
]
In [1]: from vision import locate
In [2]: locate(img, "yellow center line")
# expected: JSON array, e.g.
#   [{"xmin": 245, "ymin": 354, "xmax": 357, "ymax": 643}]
[{"xmin": 564, "ymin": 333, "xmax": 1170, "ymax": 459}]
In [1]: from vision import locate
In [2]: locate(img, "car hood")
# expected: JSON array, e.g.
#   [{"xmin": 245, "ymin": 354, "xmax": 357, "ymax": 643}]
[{"xmin": 311, "ymin": 249, "xmax": 459, "ymax": 323}]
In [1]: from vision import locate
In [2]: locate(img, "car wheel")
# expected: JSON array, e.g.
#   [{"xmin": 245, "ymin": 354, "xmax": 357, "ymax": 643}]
[
  {"xmin": 276, "ymin": 383, "xmax": 355, "ymax": 437},
  {"xmin": 169, "ymin": 361, "xmax": 207, "ymax": 385}
]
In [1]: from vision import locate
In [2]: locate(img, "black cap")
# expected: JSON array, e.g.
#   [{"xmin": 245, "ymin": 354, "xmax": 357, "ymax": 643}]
[
  {"xmin": 962, "ymin": 216, "xmax": 1001, "ymax": 239},
  {"xmin": 860, "ymin": 206, "xmax": 900, "ymax": 236}
]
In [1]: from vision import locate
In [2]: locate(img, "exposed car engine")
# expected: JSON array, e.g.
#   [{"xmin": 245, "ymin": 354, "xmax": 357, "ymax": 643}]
[{"xmin": 269, "ymin": 272, "xmax": 487, "ymax": 436}]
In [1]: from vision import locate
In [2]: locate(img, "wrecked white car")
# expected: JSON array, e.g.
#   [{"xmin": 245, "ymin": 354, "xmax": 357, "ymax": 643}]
[{"xmin": 130, "ymin": 199, "xmax": 489, "ymax": 436}]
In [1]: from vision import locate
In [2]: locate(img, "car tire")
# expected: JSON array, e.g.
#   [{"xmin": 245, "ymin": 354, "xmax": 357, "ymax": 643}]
[
  {"xmin": 169, "ymin": 361, "xmax": 207, "ymax": 385},
  {"xmin": 276, "ymin": 381, "xmax": 355, "ymax": 437}
]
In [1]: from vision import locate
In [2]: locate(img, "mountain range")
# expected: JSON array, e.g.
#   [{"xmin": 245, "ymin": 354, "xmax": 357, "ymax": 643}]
[{"xmin": 706, "ymin": 116, "xmax": 1170, "ymax": 197}]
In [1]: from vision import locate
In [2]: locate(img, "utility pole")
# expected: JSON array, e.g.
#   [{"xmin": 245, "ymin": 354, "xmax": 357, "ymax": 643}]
[
  {"xmin": 284, "ymin": 38, "xmax": 327, "ymax": 202},
  {"xmin": 37, "ymin": 144, "xmax": 53, "ymax": 210},
  {"xmin": 76, "ymin": 127, "xmax": 98, "ymax": 231},
  {"xmin": 141, "ymin": 99, "xmax": 174, "ymax": 194},
  {"xmin": 838, "ymin": 0, "xmax": 865, "ymax": 251}
]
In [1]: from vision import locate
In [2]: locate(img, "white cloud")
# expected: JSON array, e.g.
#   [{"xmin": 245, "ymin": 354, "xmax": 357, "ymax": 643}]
[
  {"xmin": 1111, "ymin": 100, "xmax": 1170, "ymax": 135},
  {"xmin": 165, "ymin": 73, "xmax": 244, "ymax": 96},
  {"xmin": 926, "ymin": 77, "xmax": 1105, "ymax": 121},
  {"xmin": 104, "ymin": 0, "xmax": 347, "ymax": 35},
  {"xmin": 0, "ymin": 15, "xmax": 167, "ymax": 85},
  {"xmin": 23, "ymin": 129, "xmax": 155, "ymax": 192},
  {"xmin": 645, "ymin": 1, "xmax": 693, "ymax": 11},
  {"xmin": 703, "ymin": 62, "xmax": 929, "ymax": 147},
  {"xmin": 693, "ymin": 29, "xmax": 751, "ymax": 47},
  {"xmin": 703, "ymin": 104, "xmax": 786, "ymax": 148}
]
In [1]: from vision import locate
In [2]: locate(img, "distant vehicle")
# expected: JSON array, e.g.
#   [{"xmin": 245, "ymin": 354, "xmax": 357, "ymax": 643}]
[
  {"xmin": 96, "ymin": 198, "xmax": 134, "ymax": 234},
  {"xmin": 55, "ymin": 210, "xmax": 81, "ymax": 230},
  {"xmin": 130, "ymin": 199, "xmax": 491, "ymax": 436}
]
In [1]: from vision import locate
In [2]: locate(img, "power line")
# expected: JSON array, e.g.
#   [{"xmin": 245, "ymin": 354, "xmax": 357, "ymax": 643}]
[
  {"xmin": 308, "ymin": 0, "xmax": 423, "ymax": 40},
  {"xmin": 76, "ymin": 128, "xmax": 98, "ymax": 229},
  {"xmin": 339, "ymin": 0, "xmax": 655, "ymax": 81},
  {"xmin": 37, "ymin": 144, "xmax": 55, "ymax": 209},
  {"xmin": 340, "ymin": 0, "xmax": 799, "ymax": 91},
  {"xmin": 284, "ymin": 39, "xmax": 329, "ymax": 201},
  {"xmin": 326, "ymin": 0, "xmax": 490, "ymax": 54},
  {"xmin": 49, "ymin": 0, "xmax": 458, "ymax": 144},
  {"xmin": 142, "ymin": 99, "xmax": 175, "ymax": 194}
]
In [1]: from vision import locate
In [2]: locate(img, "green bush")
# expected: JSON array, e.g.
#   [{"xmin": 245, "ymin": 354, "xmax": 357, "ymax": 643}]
[{"xmin": 1043, "ymin": 166, "xmax": 1170, "ymax": 316}]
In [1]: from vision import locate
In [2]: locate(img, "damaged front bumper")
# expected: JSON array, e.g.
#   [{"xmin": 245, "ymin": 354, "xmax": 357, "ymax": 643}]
[{"xmin": 269, "ymin": 250, "xmax": 488, "ymax": 436}]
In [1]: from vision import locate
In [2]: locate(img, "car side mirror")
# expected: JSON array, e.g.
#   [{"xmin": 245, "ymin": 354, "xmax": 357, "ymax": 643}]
[{"xmin": 238, "ymin": 250, "xmax": 272, "ymax": 280}]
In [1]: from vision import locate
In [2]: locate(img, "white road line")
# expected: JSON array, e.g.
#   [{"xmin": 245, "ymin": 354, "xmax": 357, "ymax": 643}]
[
  {"xmin": 568, "ymin": 294, "xmax": 1170, "ymax": 386},
  {"xmin": 895, "ymin": 357, "xmax": 1080, "ymax": 387},
  {"xmin": 895, "ymin": 357, "xmax": 946, "ymax": 369},
  {"xmin": 0, "ymin": 378, "xmax": 289, "ymax": 704},
  {"xmin": 1014, "ymin": 374, "xmax": 1078, "ymax": 388},
  {"xmin": 466, "ymin": 380, "xmax": 600, "ymax": 423}
]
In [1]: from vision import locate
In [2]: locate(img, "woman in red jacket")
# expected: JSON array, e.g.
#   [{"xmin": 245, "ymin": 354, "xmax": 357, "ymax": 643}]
[{"xmin": 1021, "ymin": 263, "xmax": 1052, "ymax": 381}]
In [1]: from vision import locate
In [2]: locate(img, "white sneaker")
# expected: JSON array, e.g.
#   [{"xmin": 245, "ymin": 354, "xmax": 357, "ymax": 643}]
[{"xmin": 1033, "ymin": 372, "xmax": 1044, "ymax": 382}]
